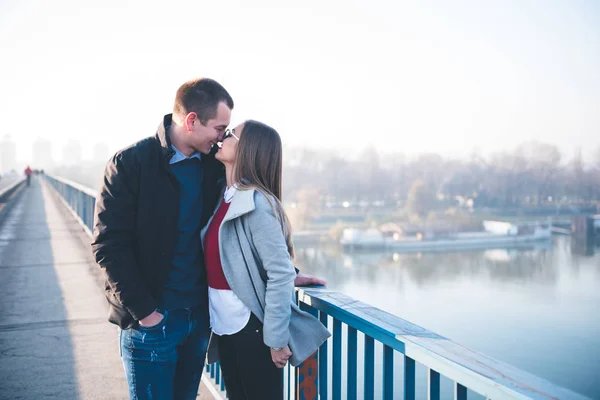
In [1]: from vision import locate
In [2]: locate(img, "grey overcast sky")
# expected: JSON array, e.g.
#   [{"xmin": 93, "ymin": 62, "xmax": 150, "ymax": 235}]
[{"xmin": 0, "ymin": 0, "xmax": 599, "ymax": 163}]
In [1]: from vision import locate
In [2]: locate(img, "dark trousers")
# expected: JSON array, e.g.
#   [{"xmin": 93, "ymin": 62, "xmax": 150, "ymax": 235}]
[{"xmin": 218, "ymin": 314, "xmax": 283, "ymax": 400}]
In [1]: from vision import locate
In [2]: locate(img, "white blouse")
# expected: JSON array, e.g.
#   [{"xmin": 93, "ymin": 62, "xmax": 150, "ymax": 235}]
[{"xmin": 208, "ymin": 185, "xmax": 252, "ymax": 335}]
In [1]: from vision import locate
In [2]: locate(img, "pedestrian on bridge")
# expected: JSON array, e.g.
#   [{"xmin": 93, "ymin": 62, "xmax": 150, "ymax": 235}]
[
  {"xmin": 92, "ymin": 78, "xmax": 324, "ymax": 400},
  {"xmin": 24, "ymin": 165, "xmax": 32, "ymax": 186}
]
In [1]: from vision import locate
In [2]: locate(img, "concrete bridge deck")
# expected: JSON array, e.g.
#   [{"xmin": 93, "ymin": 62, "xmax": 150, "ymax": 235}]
[{"xmin": 0, "ymin": 178, "xmax": 217, "ymax": 399}]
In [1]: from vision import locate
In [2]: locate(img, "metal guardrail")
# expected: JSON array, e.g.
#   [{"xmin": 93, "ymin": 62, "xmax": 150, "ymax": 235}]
[
  {"xmin": 0, "ymin": 177, "xmax": 27, "ymax": 226},
  {"xmin": 0, "ymin": 177, "xmax": 26, "ymax": 200},
  {"xmin": 45, "ymin": 174, "xmax": 590, "ymax": 400},
  {"xmin": 45, "ymin": 174, "xmax": 97, "ymax": 237},
  {"xmin": 296, "ymin": 289, "xmax": 590, "ymax": 400}
]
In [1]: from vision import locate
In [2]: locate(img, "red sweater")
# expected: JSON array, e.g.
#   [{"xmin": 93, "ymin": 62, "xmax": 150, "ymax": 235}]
[{"xmin": 204, "ymin": 199, "xmax": 231, "ymax": 290}]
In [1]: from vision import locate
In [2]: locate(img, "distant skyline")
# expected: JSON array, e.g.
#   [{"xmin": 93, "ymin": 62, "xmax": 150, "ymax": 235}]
[
  {"xmin": 0, "ymin": 135, "xmax": 111, "ymax": 172},
  {"xmin": 0, "ymin": 135, "xmax": 17, "ymax": 172},
  {"xmin": 1, "ymin": 0, "xmax": 599, "ymax": 164}
]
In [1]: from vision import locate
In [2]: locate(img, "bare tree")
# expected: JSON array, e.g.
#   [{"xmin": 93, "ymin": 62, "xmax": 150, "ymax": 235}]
[
  {"xmin": 406, "ymin": 179, "xmax": 437, "ymax": 218},
  {"xmin": 567, "ymin": 148, "xmax": 586, "ymax": 201},
  {"xmin": 516, "ymin": 141, "xmax": 561, "ymax": 205}
]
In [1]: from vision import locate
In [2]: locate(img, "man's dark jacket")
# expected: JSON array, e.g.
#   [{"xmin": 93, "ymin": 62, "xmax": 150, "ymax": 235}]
[{"xmin": 92, "ymin": 114, "xmax": 225, "ymax": 329}]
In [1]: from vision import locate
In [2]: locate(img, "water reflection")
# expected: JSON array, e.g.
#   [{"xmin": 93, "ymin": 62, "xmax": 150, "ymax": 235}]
[
  {"xmin": 296, "ymin": 238, "xmax": 600, "ymax": 287},
  {"xmin": 295, "ymin": 241, "xmax": 562, "ymax": 288},
  {"xmin": 294, "ymin": 236, "xmax": 600, "ymax": 399}
]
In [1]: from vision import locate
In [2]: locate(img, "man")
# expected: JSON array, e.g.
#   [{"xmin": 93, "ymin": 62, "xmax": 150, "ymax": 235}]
[{"xmin": 92, "ymin": 78, "xmax": 324, "ymax": 400}]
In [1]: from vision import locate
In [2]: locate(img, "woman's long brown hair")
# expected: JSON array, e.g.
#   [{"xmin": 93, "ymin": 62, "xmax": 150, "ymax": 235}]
[{"xmin": 233, "ymin": 120, "xmax": 295, "ymax": 258}]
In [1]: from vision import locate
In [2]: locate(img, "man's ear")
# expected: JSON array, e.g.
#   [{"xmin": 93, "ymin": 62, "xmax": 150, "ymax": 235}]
[{"xmin": 184, "ymin": 112, "xmax": 198, "ymax": 132}]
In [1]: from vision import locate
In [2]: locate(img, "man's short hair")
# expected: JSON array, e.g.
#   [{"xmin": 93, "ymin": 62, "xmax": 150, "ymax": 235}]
[{"xmin": 173, "ymin": 78, "xmax": 234, "ymax": 125}]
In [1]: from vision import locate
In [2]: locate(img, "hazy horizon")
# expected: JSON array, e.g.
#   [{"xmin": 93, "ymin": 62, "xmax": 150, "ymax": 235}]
[{"xmin": 1, "ymin": 0, "xmax": 599, "ymax": 167}]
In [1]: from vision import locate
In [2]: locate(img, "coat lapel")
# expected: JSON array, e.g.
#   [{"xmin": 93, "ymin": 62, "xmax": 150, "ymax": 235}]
[
  {"xmin": 200, "ymin": 188, "xmax": 256, "ymax": 246},
  {"xmin": 222, "ymin": 189, "xmax": 256, "ymax": 223}
]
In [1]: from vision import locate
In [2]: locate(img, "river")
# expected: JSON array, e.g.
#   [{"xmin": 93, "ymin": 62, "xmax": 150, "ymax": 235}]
[{"xmin": 294, "ymin": 236, "xmax": 600, "ymax": 399}]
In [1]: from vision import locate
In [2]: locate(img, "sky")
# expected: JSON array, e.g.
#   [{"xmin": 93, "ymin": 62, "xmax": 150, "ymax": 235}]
[{"xmin": 0, "ymin": 0, "xmax": 599, "ymax": 165}]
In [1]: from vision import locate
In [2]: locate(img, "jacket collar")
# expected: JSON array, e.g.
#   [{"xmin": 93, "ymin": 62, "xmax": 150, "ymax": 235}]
[
  {"xmin": 223, "ymin": 188, "xmax": 256, "ymax": 222},
  {"xmin": 156, "ymin": 114, "xmax": 176, "ymax": 164}
]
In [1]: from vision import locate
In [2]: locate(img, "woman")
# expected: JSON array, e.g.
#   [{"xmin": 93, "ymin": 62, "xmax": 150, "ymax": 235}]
[{"xmin": 201, "ymin": 120, "xmax": 330, "ymax": 399}]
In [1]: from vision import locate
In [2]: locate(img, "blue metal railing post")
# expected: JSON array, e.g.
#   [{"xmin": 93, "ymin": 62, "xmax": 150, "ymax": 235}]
[
  {"xmin": 404, "ymin": 356, "xmax": 416, "ymax": 400},
  {"xmin": 455, "ymin": 383, "xmax": 467, "ymax": 400},
  {"xmin": 319, "ymin": 312, "xmax": 329, "ymax": 400},
  {"xmin": 364, "ymin": 335, "xmax": 374, "ymax": 400},
  {"xmin": 383, "ymin": 345, "xmax": 394, "ymax": 400},
  {"xmin": 332, "ymin": 319, "xmax": 342, "ymax": 400},
  {"xmin": 429, "ymin": 369, "xmax": 441, "ymax": 400},
  {"xmin": 346, "ymin": 326, "xmax": 357, "ymax": 400}
]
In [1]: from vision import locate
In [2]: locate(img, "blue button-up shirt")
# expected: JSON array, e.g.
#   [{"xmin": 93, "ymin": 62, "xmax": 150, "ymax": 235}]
[{"xmin": 169, "ymin": 145, "xmax": 201, "ymax": 165}]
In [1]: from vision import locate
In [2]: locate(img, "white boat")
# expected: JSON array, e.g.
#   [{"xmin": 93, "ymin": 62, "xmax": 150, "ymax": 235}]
[{"xmin": 340, "ymin": 220, "xmax": 552, "ymax": 252}]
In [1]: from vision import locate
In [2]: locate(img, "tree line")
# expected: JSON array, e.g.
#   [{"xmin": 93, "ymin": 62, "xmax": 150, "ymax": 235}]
[{"xmin": 283, "ymin": 142, "xmax": 600, "ymax": 217}]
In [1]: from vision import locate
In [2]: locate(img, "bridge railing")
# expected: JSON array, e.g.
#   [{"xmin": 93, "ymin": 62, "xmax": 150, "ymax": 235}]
[
  {"xmin": 45, "ymin": 174, "xmax": 97, "ymax": 237},
  {"xmin": 0, "ymin": 177, "xmax": 26, "ymax": 224},
  {"xmin": 0, "ymin": 177, "xmax": 26, "ymax": 200},
  {"xmin": 290, "ymin": 289, "xmax": 591, "ymax": 400},
  {"xmin": 44, "ymin": 174, "xmax": 589, "ymax": 400}
]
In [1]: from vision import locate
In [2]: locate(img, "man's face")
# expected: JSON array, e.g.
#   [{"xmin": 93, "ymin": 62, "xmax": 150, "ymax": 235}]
[{"xmin": 187, "ymin": 101, "xmax": 231, "ymax": 154}]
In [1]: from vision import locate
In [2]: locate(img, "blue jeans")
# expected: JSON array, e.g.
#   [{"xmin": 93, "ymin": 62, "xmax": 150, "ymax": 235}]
[{"xmin": 118, "ymin": 306, "xmax": 210, "ymax": 400}]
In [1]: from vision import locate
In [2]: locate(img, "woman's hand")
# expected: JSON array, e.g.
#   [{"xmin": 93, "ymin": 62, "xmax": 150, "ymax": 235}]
[
  {"xmin": 294, "ymin": 273, "xmax": 326, "ymax": 287},
  {"xmin": 270, "ymin": 346, "xmax": 292, "ymax": 368}
]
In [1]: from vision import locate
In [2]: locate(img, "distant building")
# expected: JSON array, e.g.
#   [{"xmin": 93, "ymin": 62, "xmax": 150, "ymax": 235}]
[
  {"xmin": 33, "ymin": 138, "xmax": 54, "ymax": 170},
  {"xmin": 93, "ymin": 142, "xmax": 110, "ymax": 164},
  {"xmin": 62, "ymin": 140, "xmax": 83, "ymax": 166},
  {"xmin": 0, "ymin": 135, "xmax": 17, "ymax": 173}
]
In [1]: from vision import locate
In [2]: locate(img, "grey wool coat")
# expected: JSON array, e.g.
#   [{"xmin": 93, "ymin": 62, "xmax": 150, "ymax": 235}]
[{"xmin": 201, "ymin": 188, "xmax": 330, "ymax": 367}]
